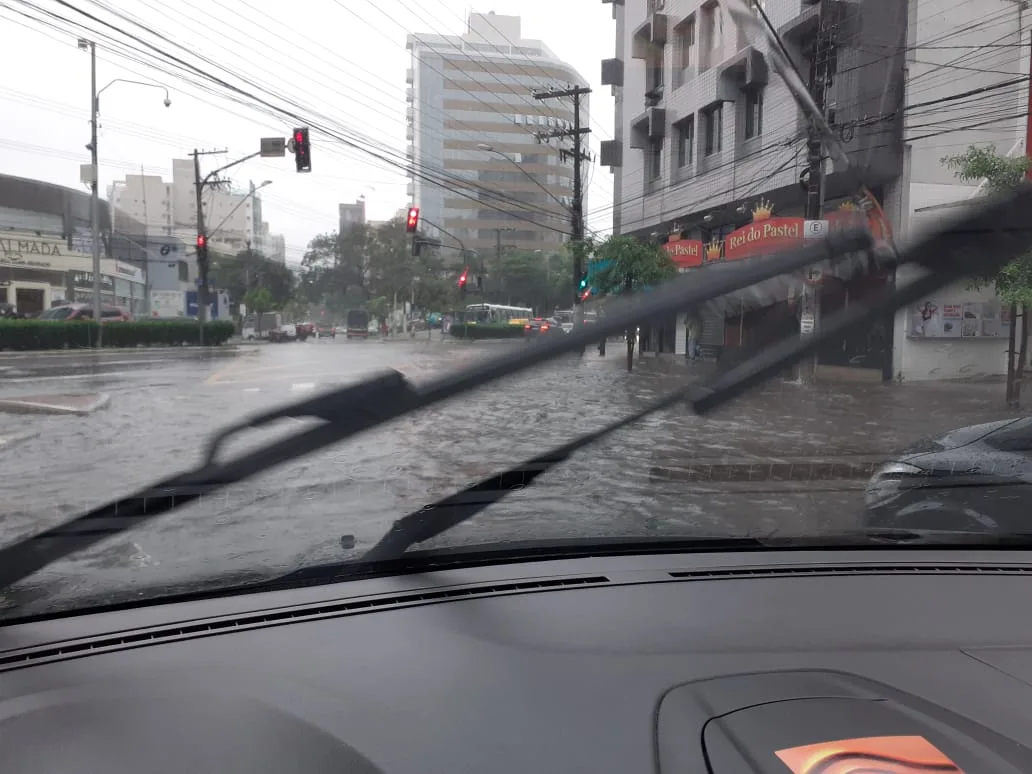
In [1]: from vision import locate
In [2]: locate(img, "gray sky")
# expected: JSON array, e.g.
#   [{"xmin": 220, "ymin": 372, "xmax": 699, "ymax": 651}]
[{"xmin": 0, "ymin": 0, "xmax": 616, "ymax": 266}]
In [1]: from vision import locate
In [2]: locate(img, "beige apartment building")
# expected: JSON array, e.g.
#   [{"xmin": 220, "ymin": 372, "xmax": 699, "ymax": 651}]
[{"xmin": 406, "ymin": 12, "xmax": 587, "ymax": 260}]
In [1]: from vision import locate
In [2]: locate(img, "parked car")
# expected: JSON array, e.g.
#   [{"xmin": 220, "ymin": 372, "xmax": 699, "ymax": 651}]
[
  {"xmin": 36, "ymin": 304, "xmax": 130, "ymax": 322},
  {"xmin": 316, "ymin": 324, "xmax": 336, "ymax": 338},
  {"xmin": 864, "ymin": 416, "xmax": 1032, "ymax": 533}
]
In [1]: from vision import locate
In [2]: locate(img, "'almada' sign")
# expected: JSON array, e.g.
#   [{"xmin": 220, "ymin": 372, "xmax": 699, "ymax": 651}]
[
  {"xmin": 0, "ymin": 233, "xmax": 143, "ymax": 281},
  {"xmin": 0, "ymin": 235, "xmax": 67, "ymax": 269}
]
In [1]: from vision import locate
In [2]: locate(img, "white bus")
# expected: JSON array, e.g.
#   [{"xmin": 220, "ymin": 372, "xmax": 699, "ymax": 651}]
[{"xmin": 464, "ymin": 303, "xmax": 533, "ymax": 325}]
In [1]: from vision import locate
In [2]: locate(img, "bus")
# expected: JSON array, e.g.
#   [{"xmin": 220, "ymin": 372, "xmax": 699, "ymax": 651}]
[
  {"xmin": 346, "ymin": 309, "xmax": 370, "ymax": 339},
  {"xmin": 463, "ymin": 303, "xmax": 534, "ymax": 326}
]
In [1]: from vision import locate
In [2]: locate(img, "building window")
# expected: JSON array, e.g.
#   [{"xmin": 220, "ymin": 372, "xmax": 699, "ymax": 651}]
[
  {"xmin": 703, "ymin": 105, "xmax": 723, "ymax": 156},
  {"xmin": 647, "ymin": 137, "xmax": 663, "ymax": 182},
  {"xmin": 646, "ymin": 47, "xmax": 664, "ymax": 96},
  {"xmin": 700, "ymin": 2, "xmax": 722, "ymax": 69},
  {"xmin": 744, "ymin": 89, "xmax": 764, "ymax": 139},
  {"xmin": 676, "ymin": 117, "xmax": 694, "ymax": 168},
  {"xmin": 674, "ymin": 19, "xmax": 695, "ymax": 88}
]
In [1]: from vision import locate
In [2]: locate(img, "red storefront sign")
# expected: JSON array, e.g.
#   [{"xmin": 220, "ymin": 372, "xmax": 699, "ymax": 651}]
[
  {"xmin": 662, "ymin": 238, "xmax": 705, "ymax": 268},
  {"xmin": 725, "ymin": 216, "xmax": 805, "ymax": 260}
]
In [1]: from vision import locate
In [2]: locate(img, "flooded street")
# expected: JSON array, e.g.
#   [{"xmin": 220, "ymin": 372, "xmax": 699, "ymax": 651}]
[{"xmin": 0, "ymin": 338, "xmax": 1021, "ymax": 614}]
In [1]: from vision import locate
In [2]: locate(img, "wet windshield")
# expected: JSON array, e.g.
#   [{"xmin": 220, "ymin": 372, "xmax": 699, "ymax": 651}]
[{"xmin": 1, "ymin": 0, "xmax": 1031, "ymax": 620}]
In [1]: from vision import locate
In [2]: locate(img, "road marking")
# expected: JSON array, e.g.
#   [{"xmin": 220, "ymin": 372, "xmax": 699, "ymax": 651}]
[
  {"xmin": 205, "ymin": 362, "xmax": 287, "ymax": 385},
  {"xmin": 291, "ymin": 383, "xmax": 317, "ymax": 391},
  {"xmin": 243, "ymin": 387, "xmax": 261, "ymax": 392}
]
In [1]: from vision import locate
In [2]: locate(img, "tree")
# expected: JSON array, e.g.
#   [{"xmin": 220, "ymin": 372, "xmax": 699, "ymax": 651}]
[
  {"xmin": 588, "ymin": 235, "xmax": 677, "ymax": 371},
  {"xmin": 298, "ymin": 228, "xmax": 369, "ymax": 319},
  {"xmin": 242, "ymin": 287, "xmax": 273, "ymax": 335},
  {"xmin": 210, "ymin": 249, "xmax": 294, "ymax": 309},
  {"xmin": 366, "ymin": 216, "xmax": 414, "ymax": 303},
  {"xmin": 942, "ymin": 145, "xmax": 1032, "ymax": 406},
  {"xmin": 488, "ymin": 250, "xmax": 571, "ymax": 312}
]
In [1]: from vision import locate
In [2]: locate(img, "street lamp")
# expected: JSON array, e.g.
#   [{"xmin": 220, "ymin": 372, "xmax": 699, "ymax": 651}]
[{"xmin": 81, "ymin": 38, "xmax": 171, "ymax": 344}]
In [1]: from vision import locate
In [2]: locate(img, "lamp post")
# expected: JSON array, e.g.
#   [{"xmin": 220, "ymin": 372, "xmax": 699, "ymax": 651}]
[{"xmin": 80, "ymin": 37, "xmax": 170, "ymax": 344}]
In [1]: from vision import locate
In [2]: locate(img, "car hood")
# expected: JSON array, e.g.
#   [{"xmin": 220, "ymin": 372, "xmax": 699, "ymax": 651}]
[{"xmin": 899, "ymin": 418, "xmax": 1024, "ymax": 457}]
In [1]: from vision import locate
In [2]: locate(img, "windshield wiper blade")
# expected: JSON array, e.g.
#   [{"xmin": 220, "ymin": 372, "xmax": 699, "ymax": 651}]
[
  {"xmin": 362, "ymin": 383, "xmax": 708, "ymax": 561},
  {"xmin": 360, "ymin": 185, "xmax": 1032, "ymax": 559},
  {"xmin": 0, "ymin": 230, "xmax": 869, "ymax": 592}
]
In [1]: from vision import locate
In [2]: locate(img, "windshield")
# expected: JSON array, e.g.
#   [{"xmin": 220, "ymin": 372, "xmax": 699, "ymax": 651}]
[{"xmin": 1, "ymin": 0, "xmax": 1030, "ymax": 621}]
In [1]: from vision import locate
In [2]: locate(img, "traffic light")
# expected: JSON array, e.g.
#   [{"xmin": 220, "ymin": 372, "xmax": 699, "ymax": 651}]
[
  {"xmin": 292, "ymin": 127, "xmax": 311, "ymax": 173},
  {"xmin": 405, "ymin": 207, "xmax": 420, "ymax": 233},
  {"xmin": 457, "ymin": 268, "xmax": 468, "ymax": 295},
  {"xmin": 196, "ymin": 234, "xmax": 206, "ymax": 249},
  {"xmin": 576, "ymin": 273, "xmax": 590, "ymax": 302}
]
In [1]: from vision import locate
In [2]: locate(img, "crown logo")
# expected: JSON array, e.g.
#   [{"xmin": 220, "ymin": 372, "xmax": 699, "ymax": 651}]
[
  {"xmin": 751, "ymin": 198, "xmax": 773, "ymax": 221},
  {"xmin": 838, "ymin": 200, "xmax": 857, "ymax": 211},
  {"xmin": 705, "ymin": 238, "xmax": 723, "ymax": 260}
]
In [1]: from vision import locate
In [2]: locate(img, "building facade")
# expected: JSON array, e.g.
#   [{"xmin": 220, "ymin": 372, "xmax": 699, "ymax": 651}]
[
  {"xmin": 339, "ymin": 200, "xmax": 366, "ymax": 233},
  {"xmin": 406, "ymin": 12, "xmax": 587, "ymax": 260},
  {"xmin": 110, "ymin": 161, "xmax": 282, "ymax": 261},
  {"xmin": 0, "ymin": 173, "xmax": 150, "ymax": 315},
  {"xmin": 601, "ymin": 0, "xmax": 1028, "ymax": 381}
]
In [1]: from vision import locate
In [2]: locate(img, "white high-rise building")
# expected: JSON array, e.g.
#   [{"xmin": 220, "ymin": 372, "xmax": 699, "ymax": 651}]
[
  {"xmin": 406, "ymin": 12, "xmax": 587, "ymax": 259},
  {"xmin": 110, "ymin": 160, "xmax": 267, "ymax": 257}
]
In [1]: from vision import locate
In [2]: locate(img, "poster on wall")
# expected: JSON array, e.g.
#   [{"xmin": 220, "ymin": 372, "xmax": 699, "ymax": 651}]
[{"xmin": 909, "ymin": 300, "xmax": 1010, "ymax": 339}]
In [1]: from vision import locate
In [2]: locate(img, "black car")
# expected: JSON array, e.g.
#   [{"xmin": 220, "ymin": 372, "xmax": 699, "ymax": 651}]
[{"xmin": 864, "ymin": 416, "xmax": 1032, "ymax": 533}]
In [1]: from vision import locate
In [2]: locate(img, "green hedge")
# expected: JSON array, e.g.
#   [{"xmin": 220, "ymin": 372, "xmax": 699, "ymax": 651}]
[
  {"xmin": 0, "ymin": 320, "xmax": 237, "ymax": 351},
  {"xmin": 449, "ymin": 323, "xmax": 526, "ymax": 340}
]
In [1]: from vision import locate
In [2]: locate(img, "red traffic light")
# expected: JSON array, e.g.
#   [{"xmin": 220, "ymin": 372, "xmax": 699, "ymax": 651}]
[
  {"xmin": 196, "ymin": 234, "xmax": 206, "ymax": 248},
  {"xmin": 406, "ymin": 207, "xmax": 420, "ymax": 233},
  {"xmin": 295, "ymin": 131, "xmax": 304, "ymax": 143},
  {"xmin": 457, "ymin": 269, "xmax": 468, "ymax": 287}
]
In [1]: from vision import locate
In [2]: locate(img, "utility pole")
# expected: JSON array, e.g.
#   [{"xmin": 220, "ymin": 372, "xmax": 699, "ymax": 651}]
[
  {"xmin": 533, "ymin": 85, "xmax": 591, "ymax": 328},
  {"xmin": 799, "ymin": 0, "xmax": 832, "ymax": 384},
  {"xmin": 87, "ymin": 40, "xmax": 102, "ymax": 346},
  {"xmin": 193, "ymin": 147, "xmax": 258, "ymax": 344}
]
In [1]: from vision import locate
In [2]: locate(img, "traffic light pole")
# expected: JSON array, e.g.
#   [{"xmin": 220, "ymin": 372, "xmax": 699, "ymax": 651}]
[
  {"xmin": 799, "ymin": 0, "xmax": 832, "ymax": 384},
  {"xmin": 192, "ymin": 148, "xmax": 261, "ymax": 342}
]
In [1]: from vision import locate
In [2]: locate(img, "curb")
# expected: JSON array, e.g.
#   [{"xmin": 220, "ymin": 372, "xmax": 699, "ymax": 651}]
[
  {"xmin": 0, "ymin": 346, "xmax": 242, "ymax": 359},
  {"xmin": 0, "ymin": 430, "xmax": 40, "ymax": 449},
  {"xmin": 0, "ymin": 393, "xmax": 111, "ymax": 415},
  {"xmin": 649, "ymin": 456, "xmax": 886, "ymax": 484}
]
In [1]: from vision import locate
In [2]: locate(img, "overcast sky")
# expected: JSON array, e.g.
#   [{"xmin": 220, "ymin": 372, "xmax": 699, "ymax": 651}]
[{"xmin": 0, "ymin": 0, "xmax": 616, "ymax": 266}]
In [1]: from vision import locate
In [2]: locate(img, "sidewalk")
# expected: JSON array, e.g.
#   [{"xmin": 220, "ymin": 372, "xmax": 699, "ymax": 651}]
[
  {"xmin": 0, "ymin": 393, "xmax": 110, "ymax": 415},
  {"xmin": 622, "ymin": 353, "xmax": 1026, "ymax": 490}
]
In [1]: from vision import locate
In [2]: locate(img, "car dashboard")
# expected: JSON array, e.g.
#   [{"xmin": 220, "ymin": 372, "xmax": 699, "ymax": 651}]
[{"xmin": 3, "ymin": 549, "xmax": 1032, "ymax": 773}]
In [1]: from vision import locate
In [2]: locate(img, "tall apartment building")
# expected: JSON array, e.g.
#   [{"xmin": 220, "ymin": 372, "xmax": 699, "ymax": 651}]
[
  {"xmin": 601, "ymin": 0, "xmax": 1028, "ymax": 381},
  {"xmin": 406, "ymin": 12, "xmax": 588, "ymax": 259}
]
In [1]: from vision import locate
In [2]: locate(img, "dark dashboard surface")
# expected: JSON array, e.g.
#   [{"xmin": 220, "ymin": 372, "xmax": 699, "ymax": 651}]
[{"xmin": 3, "ymin": 549, "xmax": 1032, "ymax": 773}]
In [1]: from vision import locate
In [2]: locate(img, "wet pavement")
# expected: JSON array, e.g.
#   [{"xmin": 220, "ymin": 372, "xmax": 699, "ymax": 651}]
[{"xmin": 0, "ymin": 336, "xmax": 1025, "ymax": 616}]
